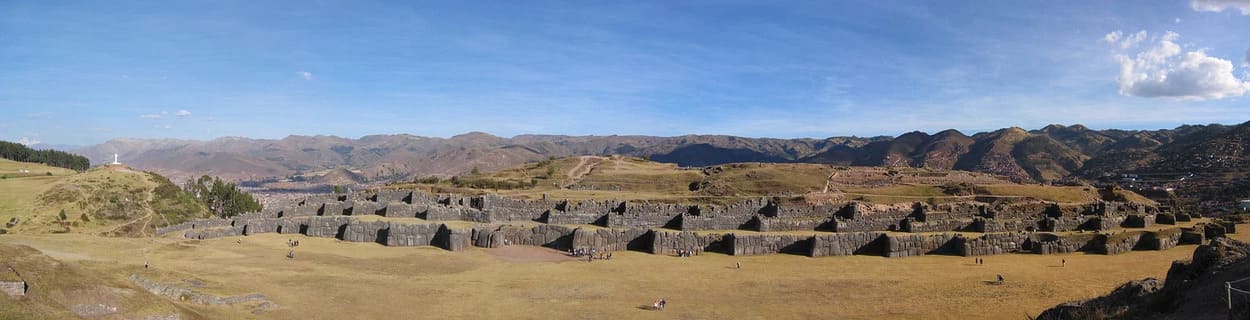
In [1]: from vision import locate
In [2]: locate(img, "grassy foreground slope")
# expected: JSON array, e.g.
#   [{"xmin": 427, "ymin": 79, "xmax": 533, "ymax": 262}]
[
  {"xmin": 0, "ymin": 159, "xmax": 208, "ymax": 236},
  {"xmin": 392, "ymin": 156, "xmax": 1153, "ymax": 205}
]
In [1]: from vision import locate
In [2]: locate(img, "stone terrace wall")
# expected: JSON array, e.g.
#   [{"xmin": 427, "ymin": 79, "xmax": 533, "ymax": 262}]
[
  {"xmin": 608, "ymin": 203, "xmax": 685, "ymax": 229},
  {"xmin": 163, "ymin": 189, "xmax": 1199, "ymax": 259},
  {"xmin": 651, "ymin": 230, "xmax": 727, "ymax": 255},
  {"xmin": 958, "ymin": 232, "xmax": 1030, "ymax": 256},
  {"xmin": 809, "ymin": 232, "xmax": 886, "ymax": 257},
  {"xmin": 1100, "ymin": 232, "xmax": 1143, "ymax": 255},
  {"xmin": 757, "ymin": 216, "xmax": 829, "ymax": 232},
  {"xmin": 571, "ymin": 228, "xmax": 650, "ymax": 252},
  {"xmin": 386, "ymin": 222, "xmax": 441, "ymax": 246},
  {"xmin": 883, "ymin": 233, "xmax": 960, "ymax": 257},
  {"xmin": 224, "ymin": 189, "xmax": 1166, "ymax": 237},
  {"xmin": 1138, "ymin": 229, "xmax": 1182, "ymax": 251},
  {"xmin": 729, "ymin": 234, "xmax": 810, "ymax": 256},
  {"xmin": 1029, "ymin": 233, "xmax": 1098, "ymax": 255}
]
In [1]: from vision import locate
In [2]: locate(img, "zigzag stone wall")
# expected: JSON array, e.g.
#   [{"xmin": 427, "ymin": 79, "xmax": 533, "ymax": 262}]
[{"xmin": 158, "ymin": 189, "xmax": 1223, "ymax": 259}]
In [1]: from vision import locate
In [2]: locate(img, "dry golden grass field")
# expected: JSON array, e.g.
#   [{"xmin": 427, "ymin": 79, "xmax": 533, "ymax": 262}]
[
  {"xmin": 3, "ymin": 227, "xmax": 1244, "ymax": 320},
  {"xmin": 392, "ymin": 156, "xmax": 1150, "ymax": 206}
]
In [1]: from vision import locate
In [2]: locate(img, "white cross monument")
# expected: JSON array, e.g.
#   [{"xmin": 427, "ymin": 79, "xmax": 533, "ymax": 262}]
[{"xmin": 111, "ymin": 153, "xmax": 121, "ymax": 165}]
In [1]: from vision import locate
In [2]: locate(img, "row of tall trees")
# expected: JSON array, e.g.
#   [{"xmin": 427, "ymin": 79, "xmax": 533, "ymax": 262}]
[
  {"xmin": 182, "ymin": 175, "xmax": 262, "ymax": 217},
  {"xmin": 0, "ymin": 141, "xmax": 90, "ymax": 171}
]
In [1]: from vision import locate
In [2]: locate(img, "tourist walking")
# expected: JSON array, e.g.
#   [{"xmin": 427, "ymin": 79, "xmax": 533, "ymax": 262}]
[
  {"xmin": 1062, "ymin": 259, "xmax": 1066, "ymax": 267},
  {"xmin": 659, "ymin": 298, "xmax": 666, "ymax": 311}
]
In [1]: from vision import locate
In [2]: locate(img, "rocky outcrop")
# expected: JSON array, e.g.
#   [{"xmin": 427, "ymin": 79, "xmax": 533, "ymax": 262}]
[
  {"xmin": 1037, "ymin": 238, "xmax": 1250, "ymax": 319},
  {"xmin": 130, "ymin": 274, "xmax": 277, "ymax": 314}
]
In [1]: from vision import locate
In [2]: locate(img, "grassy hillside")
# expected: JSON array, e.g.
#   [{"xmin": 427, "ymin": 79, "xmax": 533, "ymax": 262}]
[
  {"xmin": 0, "ymin": 159, "xmax": 208, "ymax": 236},
  {"xmin": 391, "ymin": 156, "xmax": 1153, "ymax": 205},
  {"xmin": 0, "ymin": 243, "xmax": 181, "ymax": 319}
]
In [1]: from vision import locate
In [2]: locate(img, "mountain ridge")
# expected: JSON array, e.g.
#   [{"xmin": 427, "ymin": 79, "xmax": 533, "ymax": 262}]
[{"xmin": 75, "ymin": 122, "xmax": 1248, "ymax": 186}]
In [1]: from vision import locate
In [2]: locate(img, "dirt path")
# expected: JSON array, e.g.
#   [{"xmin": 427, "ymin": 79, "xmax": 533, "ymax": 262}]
[{"xmin": 562, "ymin": 156, "xmax": 605, "ymax": 188}]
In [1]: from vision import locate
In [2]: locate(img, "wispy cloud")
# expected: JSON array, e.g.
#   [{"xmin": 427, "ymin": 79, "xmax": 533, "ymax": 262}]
[
  {"xmin": 1191, "ymin": 0, "xmax": 1250, "ymax": 15},
  {"xmin": 175, "ymin": 109, "xmax": 191, "ymax": 117},
  {"xmin": 25, "ymin": 112, "xmax": 52, "ymax": 119},
  {"xmin": 297, "ymin": 71, "xmax": 313, "ymax": 80},
  {"xmin": 139, "ymin": 114, "xmax": 162, "ymax": 119}
]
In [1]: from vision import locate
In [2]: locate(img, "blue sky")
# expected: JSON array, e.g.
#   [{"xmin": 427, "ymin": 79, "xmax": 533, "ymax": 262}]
[{"xmin": 2, "ymin": 0, "xmax": 1249, "ymax": 146}]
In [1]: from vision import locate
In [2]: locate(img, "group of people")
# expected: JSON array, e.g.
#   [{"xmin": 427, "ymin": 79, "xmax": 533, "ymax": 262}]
[
  {"xmin": 652, "ymin": 298, "xmax": 667, "ymax": 311},
  {"xmin": 676, "ymin": 249, "xmax": 699, "ymax": 257},
  {"xmin": 569, "ymin": 248, "xmax": 612, "ymax": 261},
  {"xmin": 286, "ymin": 239, "xmax": 300, "ymax": 260}
]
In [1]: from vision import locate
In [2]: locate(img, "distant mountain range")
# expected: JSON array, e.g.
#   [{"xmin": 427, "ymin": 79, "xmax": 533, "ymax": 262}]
[{"xmin": 74, "ymin": 122, "xmax": 1249, "ymax": 185}]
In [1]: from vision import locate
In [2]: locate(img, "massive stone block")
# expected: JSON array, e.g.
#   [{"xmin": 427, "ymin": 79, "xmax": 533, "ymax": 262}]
[
  {"xmin": 883, "ymin": 233, "xmax": 959, "ymax": 257},
  {"xmin": 385, "ymin": 222, "xmax": 441, "ymax": 246},
  {"xmin": 1099, "ymin": 232, "xmax": 1143, "ymax": 255},
  {"xmin": 957, "ymin": 232, "xmax": 1029, "ymax": 256},
  {"xmin": 650, "ymin": 230, "xmax": 726, "ymax": 255},
  {"xmin": 434, "ymin": 225, "xmax": 473, "ymax": 251},
  {"xmin": 729, "ymin": 234, "xmax": 810, "ymax": 256},
  {"xmin": 277, "ymin": 218, "xmax": 308, "ymax": 234},
  {"xmin": 243, "ymin": 219, "xmax": 282, "ymax": 235},
  {"xmin": 305, "ymin": 216, "xmax": 351, "ymax": 238},
  {"xmin": 1121, "ymin": 214, "xmax": 1156, "ymax": 228},
  {"xmin": 381, "ymin": 202, "xmax": 418, "ymax": 218},
  {"xmin": 900, "ymin": 217, "xmax": 975, "ymax": 233},
  {"xmin": 1138, "ymin": 229, "xmax": 1182, "ymax": 251},
  {"xmin": 809, "ymin": 232, "xmax": 886, "ymax": 257},
  {"xmin": 757, "ymin": 216, "xmax": 829, "ymax": 232},
  {"xmin": 570, "ymin": 227, "xmax": 650, "ymax": 252},
  {"xmin": 481, "ymin": 224, "xmax": 577, "ymax": 249},
  {"xmin": 680, "ymin": 212, "xmax": 755, "ymax": 231},
  {"xmin": 190, "ymin": 218, "xmax": 232, "ymax": 229},
  {"xmin": 341, "ymin": 220, "xmax": 389, "ymax": 244}
]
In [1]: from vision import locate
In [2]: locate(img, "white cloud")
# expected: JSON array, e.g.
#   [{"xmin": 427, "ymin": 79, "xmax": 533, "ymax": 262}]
[
  {"xmin": 1108, "ymin": 31, "xmax": 1250, "ymax": 100},
  {"xmin": 1191, "ymin": 0, "xmax": 1250, "ymax": 14},
  {"xmin": 16, "ymin": 137, "xmax": 40, "ymax": 146},
  {"xmin": 1175, "ymin": 17, "xmax": 1182, "ymax": 23},
  {"xmin": 297, "ymin": 71, "xmax": 313, "ymax": 80},
  {"xmin": 1103, "ymin": 31, "xmax": 1121, "ymax": 43},
  {"xmin": 139, "ymin": 114, "xmax": 162, "ymax": 119},
  {"xmin": 175, "ymin": 110, "xmax": 191, "ymax": 117},
  {"xmin": 1101, "ymin": 30, "xmax": 1146, "ymax": 49},
  {"xmin": 25, "ymin": 112, "xmax": 51, "ymax": 119}
]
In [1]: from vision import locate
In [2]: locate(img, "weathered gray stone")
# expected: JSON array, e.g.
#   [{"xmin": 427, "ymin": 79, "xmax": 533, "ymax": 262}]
[{"xmin": 810, "ymin": 232, "xmax": 886, "ymax": 257}]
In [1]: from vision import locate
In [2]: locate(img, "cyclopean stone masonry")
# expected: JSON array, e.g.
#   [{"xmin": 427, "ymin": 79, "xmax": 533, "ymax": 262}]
[{"xmin": 161, "ymin": 188, "xmax": 1222, "ymax": 259}]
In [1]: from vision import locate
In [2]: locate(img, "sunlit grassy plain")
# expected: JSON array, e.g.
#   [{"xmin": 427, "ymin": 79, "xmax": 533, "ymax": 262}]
[{"xmin": 2, "ymin": 227, "xmax": 1243, "ymax": 319}]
